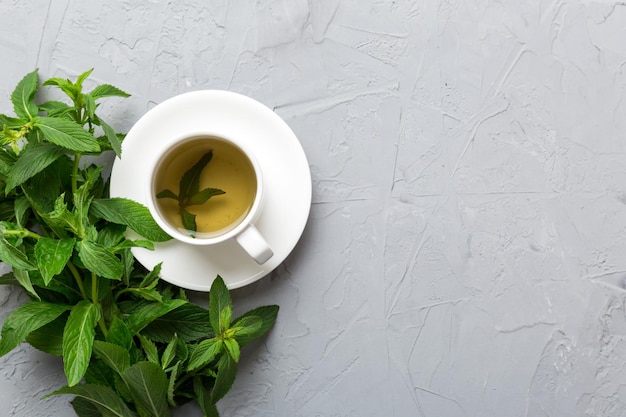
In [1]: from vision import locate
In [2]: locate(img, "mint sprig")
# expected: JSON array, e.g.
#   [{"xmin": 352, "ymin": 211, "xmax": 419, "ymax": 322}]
[
  {"xmin": 0, "ymin": 69, "xmax": 278, "ymax": 417},
  {"xmin": 156, "ymin": 149, "xmax": 225, "ymax": 234}
]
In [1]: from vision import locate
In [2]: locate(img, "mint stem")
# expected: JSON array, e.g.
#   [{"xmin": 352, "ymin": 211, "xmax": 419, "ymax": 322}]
[
  {"xmin": 67, "ymin": 261, "xmax": 88, "ymax": 300},
  {"xmin": 71, "ymin": 153, "xmax": 81, "ymax": 197},
  {"xmin": 91, "ymin": 272, "xmax": 108, "ymax": 337},
  {"xmin": 2, "ymin": 229, "xmax": 41, "ymax": 240}
]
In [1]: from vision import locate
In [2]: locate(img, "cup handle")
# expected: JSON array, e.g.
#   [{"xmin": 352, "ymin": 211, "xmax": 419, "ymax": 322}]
[{"xmin": 235, "ymin": 225, "xmax": 273, "ymax": 264}]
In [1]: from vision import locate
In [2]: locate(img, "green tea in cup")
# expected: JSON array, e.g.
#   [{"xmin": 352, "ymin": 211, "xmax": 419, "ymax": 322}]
[{"xmin": 146, "ymin": 133, "xmax": 273, "ymax": 264}]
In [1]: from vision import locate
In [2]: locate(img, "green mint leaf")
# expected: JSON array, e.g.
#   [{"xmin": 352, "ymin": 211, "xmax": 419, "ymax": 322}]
[
  {"xmin": 121, "ymin": 248, "xmax": 134, "ymax": 285},
  {"xmin": 43, "ymin": 77, "xmax": 79, "ymax": 101},
  {"xmin": 90, "ymin": 198, "xmax": 171, "ymax": 242},
  {"xmin": 186, "ymin": 338, "xmax": 222, "ymax": 372},
  {"xmin": 77, "ymin": 239, "xmax": 124, "ymax": 280},
  {"xmin": 71, "ymin": 397, "xmax": 103, "ymax": 417},
  {"xmin": 223, "ymin": 338, "xmax": 240, "ymax": 363},
  {"xmin": 0, "ymin": 301, "xmax": 70, "ymax": 356},
  {"xmin": 106, "ymin": 317, "xmax": 133, "ymax": 350},
  {"xmin": 38, "ymin": 100, "xmax": 71, "ymax": 117},
  {"xmin": 0, "ymin": 114, "xmax": 27, "ymax": 129},
  {"xmin": 14, "ymin": 196, "xmax": 30, "ymax": 228},
  {"xmin": 112, "ymin": 237, "xmax": 155, "ymax": 252},
  {"xmin": 179, "ymin": 150, "xmax": 214, "ymax": 204},
  {"xmin": 232, "ymin": 305, "xmax": 279, "ymax": 347},
  {"xmin": 75, "ymin": 69, "xmax": 94, "ymax": 92},
  {"xmin": 21, "ymin": 158, "xmax": 72, "ymax": 236},
  {"xmin": 138, "ymin": 262, "xmax": 161, "ymax": 289},
  {"xmin": 0, "ymin": 148, "xmax": 17, "ymax": 177},
  {"xmin": 210, "ymin": 354, "xmax": 238, "ymax": 404},
  {"xmin": 87, "ymin": 366, "xmax": 116, "ymax": 394},
  {"xmin": 28, "ymin": 269, "xmax": 82, "ymax": 304},
  {"xmin": 63, "ymin": 300, "xmax": 101, "ymax": 386},
  {"xmin": 25, "ymin": 314, "xmax": 67, "ymax": 356},
  {"xmin": 179, "ymin": 208, "xmax": 196, "ymax": 234},
  {"xmin": 0, "ymin": 271, "xmax": 17, "ymax": 286},
  {"xmin": 209, "ymin": 276, "xmax": 232, "ymax": 335},
  {"xmin": 160, "ymin": 334, "xmax": 178, "ymax": 370},
  {"xmin": 122, "ymin": 361, "xmax": 172, "ymax": 417},
  {"xmin": 33, "ymin": 116, "xmax": 100, "ymax": 153},
  {"xmin": 231, "ymin": 316, "xmax": 262, "ymax": 338},
  {"xmin": 99, "ymin": 118, "xmax": 122, "ymax": 158},
  {"xmin": 155, "ymin": 189, "xmax": 178, "ymax": 200},
  {"xmin": 97, "ymin": 223, "xmax": 126, "ymax": 248},
  {"xmin": 141, "ymin": 303, "xmax": 212, "ymax": 343},
  {"xmin": 13, "ymin": 268, "xmax": 40, "ymax": 300},
  {"xmin": 219, "ymin": 306, "xmax": 232, "ymax": 335},
  {"xmin": 34, "ymin": 237, "xmax": 76, "ymax": 285},
  {"xmin": 83, "ymin": 360, "xmax": 118, "ymax": 395},
  {"xmin": 158, "ymin": 149, "xmax": 225, "ymax": 233},
  {"xmin": 0, "ymin": 236, "xmax": 36, "ymax": 271},
  {"xmin": 11, "ymin": 69, "xmax": 39, "ymax": 120},
  {"xmin": 93, "ymin": 340, "xmax": 131, "ymax": 376},
  {"xmin": 138, "ymin": 335, "xmax": 159, "ymax": 364},
  {"xmin": 83, "ymin": 93, "xmax": 97, "ymax": 120},
  {"xmin": 47, "ymin": 384, "xmax": 137, "ymax": 417},
  {"xmin": 48, "ymin": 194, "xmax": 82, "ymax": 236},
  {"xmin": 193, "ymin": 376, "xmax": 220, "ymax": 417},
  {"xmin": 187, "ymin": 188, "xmax": 225, "ymax": 206},
  {"xmin": 175, "ymin": 337, "xmax": 189, "ymax": 364},
  {"xmin": 167, "ymin": 361, "xmax": 181, "ymax": 407},
  {"xmin": 125, "ymin": 288, "xmax": 163, "ymax": 302},
  {"xmin": 90, "ymin": 84, "xmax": 130, "ymax": 100},
  {"xmin": 74, "ymin": 183, "xmax": 96, "ymax": 230},
  {"xmin": 0, "ymin": 205, "xmax": 14, "ymax": 227},
  {"xmin": 80, "ymin": 164, "xmax": 105, "ymax": 194},
  {"xmin": 123, "ymin": 299, "xmax": 187, "ymax": 334},
  {"xmin": 5, "ymin": 143, "xmax": 67, "ymax": 192}
]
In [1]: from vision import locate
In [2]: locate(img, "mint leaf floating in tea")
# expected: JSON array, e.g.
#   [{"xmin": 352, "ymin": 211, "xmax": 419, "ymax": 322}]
[{"xmin": 156, "ymin": 150, "xmax": 225, "ymax": 235}]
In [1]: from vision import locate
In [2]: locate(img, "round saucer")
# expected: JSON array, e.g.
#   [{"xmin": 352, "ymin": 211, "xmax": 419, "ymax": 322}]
[{"xmin": 109, "ymin": 91, "xmax": 311, "ymax": 291}]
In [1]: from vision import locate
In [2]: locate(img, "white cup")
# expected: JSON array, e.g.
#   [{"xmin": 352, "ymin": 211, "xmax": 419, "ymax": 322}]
[{"xmin": 145, "ymin": 131, "xmax": 273, "ymax": 264}]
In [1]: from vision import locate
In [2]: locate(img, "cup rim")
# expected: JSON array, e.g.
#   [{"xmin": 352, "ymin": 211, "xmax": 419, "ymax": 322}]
[{"xmin": 145, "ymin": 130, "xmax": 264, "ymax": 245}]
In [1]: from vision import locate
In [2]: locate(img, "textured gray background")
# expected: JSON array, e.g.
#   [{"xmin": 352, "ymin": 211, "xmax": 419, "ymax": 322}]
[{"xmin": 1, "ymin": 0, "xmax": 626, "ymax": 416}]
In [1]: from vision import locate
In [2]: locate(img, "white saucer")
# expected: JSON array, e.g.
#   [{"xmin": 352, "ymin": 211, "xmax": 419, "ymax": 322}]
[{"xmin": 109, "ymin": 91, "xmax": 311, "ymax": 291}]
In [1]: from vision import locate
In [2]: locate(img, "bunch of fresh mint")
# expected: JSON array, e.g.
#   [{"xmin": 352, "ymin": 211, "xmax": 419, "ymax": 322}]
[{"xmin": 0, "ymin": 69, "xmax": 278, "ymax": 417}]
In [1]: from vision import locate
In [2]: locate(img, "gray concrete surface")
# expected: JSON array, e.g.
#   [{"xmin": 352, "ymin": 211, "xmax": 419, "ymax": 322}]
[{"xmin": 1, "ymin": 1, "xmax": 626, "ymax": 416}]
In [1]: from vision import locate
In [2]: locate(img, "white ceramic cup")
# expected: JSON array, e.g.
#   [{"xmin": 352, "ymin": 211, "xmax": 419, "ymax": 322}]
[{"xmin": 145, "ymin": 131, "xmax": 273, "ymax": 264}]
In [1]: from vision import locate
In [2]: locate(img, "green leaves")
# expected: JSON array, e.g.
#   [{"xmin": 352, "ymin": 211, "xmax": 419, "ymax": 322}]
[
  {"xmin": 46, "ymin": 276, "xmax": 277, "ymax": 415},
  {"xmin": 0, "ymin": 69, "xmax": 282, "ymax": 417},
  {"xmin": 99, "ymin": 118, "xmax": 122, "ymax": 157},
  {"xmin": 212, "ymin": 355, "xmax": 238, "ymax": 404},
  {"xmin": 90, "ymin": 84, "xmax": 130, "ymax": 100},
  {"xmin": 179, "ymin": 151, "xmax": 216, "ymax": 205},
  {"xmin": 93, "ymin": 340, "xmax": 130, "ymax": 376},
  {"xmin": 0, "ymin": 236, "xmax": 36, "ymax": 270},
  {"xmin": 5, "ymin": 143, "xmax": 67, "ymax": 192},
  {"xmin": 187, "ymin": 338, "xmax": 222, "ymax": 372},
  {"xmin": 140, "ymin": 303, "xmax": 212, "ymax": 343},
  {"xmin": 43, "ymin": 69, "xmax": 93, "ymax": 103},
  {"xmin": 232, "ymin": 306, "xmax": 279, "ymax": 348},
  {"xmin": 209, "ymin": 276, "xmax": 232, "ymax": 335},
  {"xmin": 63, "ymin": 300, "xmax": 101, "ymax": 386},
  {"xmin": 183, "ymin": 276, "xmax": 278, "ymax": 408},
  {"xmin": 90, "ymin": 198, "xmax": 171, "ymax": 242},
  {"xmin": 77, "ymin": 239, "xmax": 124, "ymax": 280},
  {"xmin": 33, "ymin": 117, "xmax": 100, "ymax": 153},
  {"xmin": 34, "ymin": 237, "xmax": 75, "ymax": 284},
  {"xmin": 48, "ymin": 384, "xmax": 137, "ymax": 417},
  {"xmin": 11, "ymin": 69, "xmax": 38, "ymax": 120},
  {"xmin": 156, "ymin": 150, "xmax": 225, "ymax": 234},
  {"xmin": 123, "ymin": 362, "xmax": 172, "ymax": 417},
  {"xmin": 0, "ymin": 301, "xmax": 70, "ymax": 356}
]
